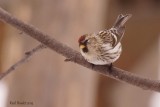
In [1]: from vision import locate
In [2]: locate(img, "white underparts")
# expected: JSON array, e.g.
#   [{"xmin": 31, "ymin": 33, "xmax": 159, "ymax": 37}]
[{"xmin": 80, "ymin": 43, "xmax": 122, "ymax": 65}]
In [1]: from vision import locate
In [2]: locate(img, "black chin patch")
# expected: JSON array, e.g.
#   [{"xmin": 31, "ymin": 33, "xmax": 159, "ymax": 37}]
[
  {"xmin": 80, "ymin": 39, "xmax": 88, "ymax": 53},
  {"xmin": 82, "ymin": 47, "xmax": 88, "ymax": 53}
]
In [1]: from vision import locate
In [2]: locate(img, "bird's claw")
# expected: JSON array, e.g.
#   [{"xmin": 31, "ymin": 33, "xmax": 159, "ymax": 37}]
[{"xmin": 108, "ymin": 63, "xmax": 113, "ymax": 73}]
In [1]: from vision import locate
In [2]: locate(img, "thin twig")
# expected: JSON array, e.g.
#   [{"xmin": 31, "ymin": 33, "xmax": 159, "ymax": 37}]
[
  {"xmin": 0, "ymin": 44, "xmax": 46, "ymax": 79},
  {"xmin": 0, "ymin": 7, "xmax": 160, "ymax": 92}
]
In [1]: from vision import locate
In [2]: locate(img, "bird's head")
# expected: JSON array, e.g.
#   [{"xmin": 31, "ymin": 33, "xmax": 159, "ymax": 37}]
[{"xmin": 78, "ymin": 34, "xmax": 89, "ymax": 52}]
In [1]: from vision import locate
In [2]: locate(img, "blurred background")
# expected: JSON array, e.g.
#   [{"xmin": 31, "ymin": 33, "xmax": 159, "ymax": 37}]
[{"xmin": 0, "ymin": 0, "xmax": 160, "ymax": 107}]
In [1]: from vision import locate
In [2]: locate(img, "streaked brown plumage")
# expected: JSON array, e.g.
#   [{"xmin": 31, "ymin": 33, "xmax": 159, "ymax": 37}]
[{"xmin": 78, "ymin": 14, "xmax": 132, "ymax": 65}]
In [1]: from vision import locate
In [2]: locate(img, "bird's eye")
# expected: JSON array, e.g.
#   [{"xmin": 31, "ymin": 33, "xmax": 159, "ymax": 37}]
[
  {"xmin": 84, "ymin": 39, "xmax": 89, "ymax": 44},
  {"xmin": 86, "ymin": 39, "xmax": 90, "ymax": 43}
]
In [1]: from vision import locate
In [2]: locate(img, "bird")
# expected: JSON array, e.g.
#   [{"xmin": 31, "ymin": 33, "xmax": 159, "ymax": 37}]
[{"xmin": 78, "ymin": 14, "xmax": 132, "ymax": 68}]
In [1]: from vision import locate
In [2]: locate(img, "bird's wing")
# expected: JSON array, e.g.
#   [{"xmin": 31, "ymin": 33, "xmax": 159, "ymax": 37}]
[
  {"xmin": 97, "ymin": 30, "xmax": 117, "ymax": 47},
  {"xmin": 98, "ymin": 14, "xmax": 132, "ymax": 48}
]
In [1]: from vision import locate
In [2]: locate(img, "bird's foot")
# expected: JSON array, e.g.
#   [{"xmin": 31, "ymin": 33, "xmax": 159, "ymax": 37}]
[
  {"xmin": 91, "ymin": 63, "xmax": 95, "ymax": 69},
  {"xmin": 108, "ymin": 63, "xmax": 113, "ymax": 73}
]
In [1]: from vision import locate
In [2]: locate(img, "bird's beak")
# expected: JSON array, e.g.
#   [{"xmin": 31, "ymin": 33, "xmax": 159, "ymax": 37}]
[{"xmin": 80, "ymin": 45, "xmax": 85, "ymax": 49}]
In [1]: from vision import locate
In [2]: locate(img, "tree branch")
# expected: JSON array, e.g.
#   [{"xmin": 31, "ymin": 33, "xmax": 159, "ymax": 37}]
[
  {"xmin": 0, "ymin": 44, "xmax": 46, "ymax": 79},
  {"xmin": 0, "ymin": 7, "xmax": 160, "ymax": 92}
]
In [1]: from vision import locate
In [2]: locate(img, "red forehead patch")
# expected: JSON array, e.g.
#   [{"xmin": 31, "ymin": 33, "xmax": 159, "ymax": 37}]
[{"xmin": 78, "ymin": 35, "xmax": 86, "ymax": 43}]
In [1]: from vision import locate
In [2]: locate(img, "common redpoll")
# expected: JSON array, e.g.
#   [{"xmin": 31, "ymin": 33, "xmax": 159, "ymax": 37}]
[{"xmin": 78, "ymin": 14, "xmax": 132, "ymax": 66}]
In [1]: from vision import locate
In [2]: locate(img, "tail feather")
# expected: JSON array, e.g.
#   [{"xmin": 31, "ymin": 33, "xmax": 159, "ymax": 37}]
[
  {"xmin": 109, "ymin": 14, "xmax": 132, "ymax": 47},
  {"xmin": 113, "ymin": 14, "xmax": 132, "ymax": 29}
]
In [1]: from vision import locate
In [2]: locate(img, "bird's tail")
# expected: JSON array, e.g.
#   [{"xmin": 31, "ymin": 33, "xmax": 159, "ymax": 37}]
[
  {"xmin": 110, "ymin": 14, "xmax": 132, "ymax": 46},
  {"xmin": 113, "ymin": 14, "xmax": 132, "ymax": 29}
]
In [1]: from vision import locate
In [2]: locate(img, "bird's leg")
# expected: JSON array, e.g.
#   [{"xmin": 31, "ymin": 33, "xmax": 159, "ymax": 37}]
[
  {"xmin": 108, "ymin": 63, "xmax": 113, "ymax": 73},
  {"xmin": 91, "ymin": 63, "xmax": 95, "ymax": 69}
]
